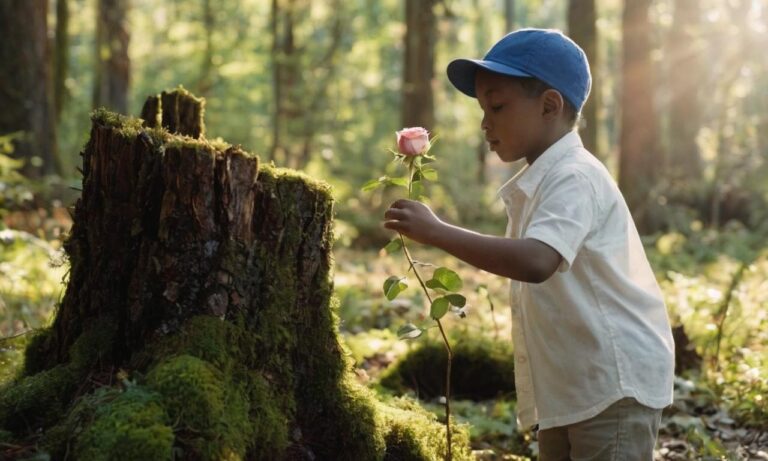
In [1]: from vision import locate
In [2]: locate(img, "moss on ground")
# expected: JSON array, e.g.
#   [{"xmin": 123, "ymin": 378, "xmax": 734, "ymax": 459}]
[
  {"xmin": 378, "ymin": 397, "xmax": 473, "ymax": 461},
  {"xmin": 380, "ymin": 333, "xmax": 516, "ymax": 401},
  {"xmin": 74, "ymin": 386, "xmax": 174, "ymax": 461}
]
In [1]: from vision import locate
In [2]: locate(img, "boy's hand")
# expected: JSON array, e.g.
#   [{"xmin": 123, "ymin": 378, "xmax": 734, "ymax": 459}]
[{"xmin": 383, "ymin": 199, "xmax": 444, "ymax": 245}]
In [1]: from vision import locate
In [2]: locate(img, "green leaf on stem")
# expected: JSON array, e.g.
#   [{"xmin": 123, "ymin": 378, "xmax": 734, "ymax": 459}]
[
  {"xmin": 445, "ymin": 293, "xmax": 466, "ymax": 307},
  {"xmin": 410, "ymin": 181, "xmax": 424, "ymax": 199},
  {"xmin": 430, "ymin": 297, "xmax": 450, "ymax": 320},
  {"xmin": 397, "ymin": 323, "xmax": 424, "ymax": 340},
  {"xmin": 425, "ymin": 267, "xmax": 463, "ymax": 292},
  {"xmin": 361, "ymin": 177, "xmax": 386, "ymax": 192},
  {"xmin": 383, "ymin": 275, "xmax": 408, "ymax": 300},
  {"xmin": 383, "ymin": 238, "xmax": 403, "ymax": 254},
  {"xmin": 389, "ymin": 177, "xmax": 409, "ymax": 187},
  {"xmin": 421, "ymin": 168, "xmax": 438, "ymax": 182}
]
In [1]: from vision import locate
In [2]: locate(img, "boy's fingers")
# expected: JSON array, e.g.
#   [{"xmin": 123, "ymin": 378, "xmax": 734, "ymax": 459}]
[
  {"xmin": 389, "ymin": 199, "xmax": 414, "ymax": 209},
  {"xmin": 383, "ymin": 220, "xmax": 404, "ymax": 232},
  {"xmin": 384, "ymin": 207, "xmax": 407, "ymax": 220}
]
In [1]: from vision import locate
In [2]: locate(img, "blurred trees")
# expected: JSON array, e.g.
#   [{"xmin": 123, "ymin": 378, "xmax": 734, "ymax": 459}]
[
  {"xmin": 0, "ymin": 0, "xmax": 60, "ymax": 177},
  {"xmin": 402, "ymin": 0, "xmax": 438, "ymax": 131},
  {"xmin": 269, "ymin": 0, "xmax": 344, "ymax": 168},
  {"xmin": 54, "ymin": 0, "xmax": 70, "ymax": 122},
  {"xmin": 568, "ymin": 0, "xmax": 599, "ymax": 157},
  {"xmin": 666, "ymin": 0, "xmax": 702, "ymax": 181},
  {"xmin": 619, "ymin": 0, "xmax": 659, "ymax": 229},
  {"xmin": 93, "ymin": 0, "xmax": 131, "ymax": 113}
]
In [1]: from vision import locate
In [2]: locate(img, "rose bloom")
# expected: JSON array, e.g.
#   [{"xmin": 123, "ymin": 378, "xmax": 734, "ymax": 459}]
[{"xmin": 396, "ymin": 127, "xmax": 430, "ymax": 156}]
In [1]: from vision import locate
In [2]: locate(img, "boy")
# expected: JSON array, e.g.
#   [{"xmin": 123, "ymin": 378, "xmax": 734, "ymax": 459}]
[{"xmin": 384, "ymin": 29, "xmax": 674, "ymax": 460}]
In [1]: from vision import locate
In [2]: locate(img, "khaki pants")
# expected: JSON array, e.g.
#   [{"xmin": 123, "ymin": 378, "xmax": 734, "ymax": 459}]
[{"xmin": 537, "ymin": 398, "xmax": 662, "ymax": 461}]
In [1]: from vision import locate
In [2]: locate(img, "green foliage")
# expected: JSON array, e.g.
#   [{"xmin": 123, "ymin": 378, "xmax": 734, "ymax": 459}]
[
  {"xmin": 383, "ymin": 275, "xmax": 408, "ymax": 301},
  {"xmin": 380, "ymin": 334, "xmax": 515, "ymax": 401},
  {"xmin": 0, "ymin": 133, "xmax": 33, "ymax": 222},
  {"xmin": 0, "ymin": 229, "xmax": 67, "ymax": 337}
]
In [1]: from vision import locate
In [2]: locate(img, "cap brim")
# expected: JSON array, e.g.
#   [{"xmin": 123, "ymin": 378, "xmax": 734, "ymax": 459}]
[{"xmin": 447, "ymin": 59, "xmax": 532, "ymax": 98}]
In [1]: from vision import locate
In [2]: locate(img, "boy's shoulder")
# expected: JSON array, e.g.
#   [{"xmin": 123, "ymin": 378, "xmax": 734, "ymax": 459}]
[
  {"xmin": 550, "ymin": 146, "xmax": 611, "ymax": 184},
  {"xmin": 545, "ymin": 147, "xmax": 622, "ymax": 206}
]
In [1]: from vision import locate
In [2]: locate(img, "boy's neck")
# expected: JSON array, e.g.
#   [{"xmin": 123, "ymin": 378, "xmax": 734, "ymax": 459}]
[{"xmin": 526, "ymin": 126, "xmax": 575, "ymax": 165}]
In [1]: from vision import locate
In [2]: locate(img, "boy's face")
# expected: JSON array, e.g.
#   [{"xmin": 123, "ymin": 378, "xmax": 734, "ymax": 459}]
[{"xmin": 475, "ymin": 69, "xmax": 547, "ymax": 164}]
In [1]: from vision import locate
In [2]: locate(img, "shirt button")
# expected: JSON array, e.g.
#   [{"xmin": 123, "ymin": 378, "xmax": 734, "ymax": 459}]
[{"xmin": 517, "ymin": 356, "xmax": 527, "ymax": 364}]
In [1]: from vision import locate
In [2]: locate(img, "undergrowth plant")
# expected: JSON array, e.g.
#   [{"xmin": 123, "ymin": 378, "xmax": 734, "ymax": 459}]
[{"xmin": 363, "ymin": 127, "xmax": 467, "ymax": 460}]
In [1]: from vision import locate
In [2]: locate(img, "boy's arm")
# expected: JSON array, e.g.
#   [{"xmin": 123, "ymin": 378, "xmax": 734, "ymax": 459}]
[{"xmin": 384, "ymin": 199, "xmax": 562, "ymax": 283}]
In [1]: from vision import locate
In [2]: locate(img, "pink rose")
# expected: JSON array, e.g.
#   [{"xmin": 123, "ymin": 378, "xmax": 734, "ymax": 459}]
[{"xmin": 396, "ymin": 127, "xmax": 431, "ymax": 157}]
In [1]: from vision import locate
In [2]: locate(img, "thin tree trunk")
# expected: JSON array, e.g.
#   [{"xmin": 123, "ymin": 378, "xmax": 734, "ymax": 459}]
[
  {"xmin": 402, "ymin": 0, "xmax": 437, "ymax": 131},
  {"xmin": 504, "ymin": 0, "xmax": 515, "ymax": 31},
  {"xmin": 568, "ymin": 0, "xmax": 599, "ymax": 157},
  {"xmin": 0, "ymin": 0, "xmax": 59, "ymax": 177},
  {"xmin": 93, "ymin": 0, "xmax": 131, "ymax": 113},
  {"xmin": 270, "ymin": 0, "xmax": 299, "ymax": 167},
  {"xmin": 54, "ymin": 0, "xmax": 70, "ymax": 122},
  {"xmin": 197, "ymin": 0, "xmax": 216, "ymax": 98},
  {"xmin": 667, "ymin": 0, "xmax": 702, "ymax": 180},
  {"xmin": 476, "ymin": 0, "xmax": 490, "ymax": 184},
  {"xmin": 619, "ymin": 0, "xmax": 659, "ymax": 230}
]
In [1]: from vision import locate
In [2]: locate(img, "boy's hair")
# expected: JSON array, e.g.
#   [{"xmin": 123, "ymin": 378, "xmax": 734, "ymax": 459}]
[{"xmin": 513, "ymin": 77, "xmax": 580, "ymax": 128}]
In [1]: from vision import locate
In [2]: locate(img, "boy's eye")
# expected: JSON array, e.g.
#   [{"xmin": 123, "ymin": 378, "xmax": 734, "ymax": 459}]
[{"xmin": 491, "ymin": 104, "xmax": 504, "ymax": 112}]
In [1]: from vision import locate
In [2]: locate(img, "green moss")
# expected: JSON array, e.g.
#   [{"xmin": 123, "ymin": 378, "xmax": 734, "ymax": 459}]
[
  {"xmin": 75, "ymin": 386, "xmax": 173, "ymax": 461},
  {"xmin": 0, "ymin": 364, "xmax": 77, "ymax": 431},
  {"xmin": 380, "ymin": 334, "xmax": 516, "ymax": 401},
  {"xmin": 244, "ymin": 372, "xmax": 290, "ymax": 460},
  {"xmin": 132, "ymin": 315, "xmax": 291, "ymax": 459},
  {"xmin": 90, "ymin": 108, "xmax": 145, "ymax": 138},
  {"xmin": 0, "ymin": 319, "xmax": 117, "ymax": 433},
  {"xmin": 69, "ymin": 318, "xmax": 117, "ymax": 372},
  {"xmin": 146, "ymin": 354, "xmax": 257, "ymax": 460},
  {"xmin": 134, "ymin": 315, "xmax": 236, "ymax": 373},
  {"xmin": 260, "ymin": 163, "xmax": 333, "ymax": 196},
  {"xmin": 378, "ymin": 397, "xmax": 473, "ymax": 461},
  {"xmin": 21, "ymin": 328, "xmax": 53, "ymax": 376}
]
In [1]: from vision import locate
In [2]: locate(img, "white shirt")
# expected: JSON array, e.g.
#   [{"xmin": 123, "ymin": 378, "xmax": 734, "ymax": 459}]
[{"xmin": 497, "ymin": 131, "xmax": 674, "ymax": 430}]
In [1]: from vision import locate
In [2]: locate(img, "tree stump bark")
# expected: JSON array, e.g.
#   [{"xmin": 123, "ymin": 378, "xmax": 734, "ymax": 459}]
[{"xmin": 0, "ymin": 89, "xmax": 471, "ymax": 461}]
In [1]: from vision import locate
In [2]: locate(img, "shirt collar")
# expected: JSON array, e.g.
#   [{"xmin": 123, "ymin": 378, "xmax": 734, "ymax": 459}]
[{"xmin": 497, "ymin": 130, "xmax": 583, "ymax": 200}]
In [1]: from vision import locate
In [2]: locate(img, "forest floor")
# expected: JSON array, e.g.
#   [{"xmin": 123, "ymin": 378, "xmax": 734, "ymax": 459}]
[
  {"xmin": 1, "ymin": 206, "xmax": 766, "ymax": 459},
  {"xmin": 332, "ymin": 246, "xmax": 768, "ymax": 460}
]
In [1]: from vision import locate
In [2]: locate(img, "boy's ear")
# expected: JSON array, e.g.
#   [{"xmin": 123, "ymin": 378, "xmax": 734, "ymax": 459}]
[{"xmin": 541, "ymin": 89, "xmax": 564, "ymax": 120}]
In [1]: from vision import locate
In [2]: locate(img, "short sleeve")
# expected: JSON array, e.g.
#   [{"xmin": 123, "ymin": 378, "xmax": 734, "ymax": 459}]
[{"xmin": 523, "ymin": 169, "xmax": 597, "ymax": 272}]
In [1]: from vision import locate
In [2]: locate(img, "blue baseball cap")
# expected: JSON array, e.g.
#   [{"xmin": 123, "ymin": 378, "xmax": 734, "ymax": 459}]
[{"xmin": 447, "ymin": 28, "xmax": 592, "ymax": 112}]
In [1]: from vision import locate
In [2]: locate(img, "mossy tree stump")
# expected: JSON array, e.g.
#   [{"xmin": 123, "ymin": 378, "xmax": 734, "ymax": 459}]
[{"xmin": 0, "ymin": 89, "xmax": 472, "ymax": 461}]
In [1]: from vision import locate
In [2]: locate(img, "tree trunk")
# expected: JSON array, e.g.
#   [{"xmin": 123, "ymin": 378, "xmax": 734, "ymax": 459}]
[
  {"xmin": 0, "ymin": 0, "xmax": 59, "ymax": 177},
  {"xmin": 270, "ymin": 0, "xmax": 341, "ymax": 170},
  {"xmin": 402, "ymin": 0, "xmax": 437, "ymax": 131},
  {"xmin": 0, "ymin": 89, "xmax": 471, "ymax": 461},
  {"xmin": 568, "ymin": 0, "xmax": 600, "ymax": 157},
  {"xmin": 504, "ymin": 0, "xmax": 515, "ymax": 31},
  {"xmin": 196, "ymin": 0, "xmax": 216, "ymax": 98},
  {"xmin": 618, "ymin": 0, "xmax": 659, "ymax": 231},
  {"xmin": 93, "ymin": 0, "xmax": 131, "ymax": 113},
  {"xmin": 54, "ymin": 0, "xmax": 70, "ymax": 122},
  {"xmin": 666, "ymin": 0, "xmax": 702, "ymax": 180}
]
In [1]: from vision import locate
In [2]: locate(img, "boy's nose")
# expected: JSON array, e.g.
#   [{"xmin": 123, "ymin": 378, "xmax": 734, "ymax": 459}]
[{"xmin": 481, "ymin": 113, "xmax": 490, "ymax": 131}]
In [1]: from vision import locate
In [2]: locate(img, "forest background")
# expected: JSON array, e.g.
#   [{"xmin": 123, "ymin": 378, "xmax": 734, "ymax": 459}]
[{"xmin": 1, "ymin": 0, "xmax": 767, "ymax": 458}]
